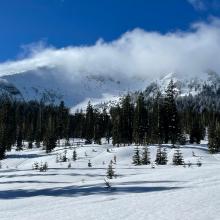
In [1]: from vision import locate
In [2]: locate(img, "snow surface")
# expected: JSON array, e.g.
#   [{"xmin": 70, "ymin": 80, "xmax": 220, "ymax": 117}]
[{"xmin": 0, "ymin": 142, "xmax": 220, "ymax": 220}]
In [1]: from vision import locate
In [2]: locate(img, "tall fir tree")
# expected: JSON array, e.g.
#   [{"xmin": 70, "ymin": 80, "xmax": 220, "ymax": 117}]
[
  {"xmin": 121, "ymin": 94, "xmax": 134, "ymax": 145},
  {"xmin": 133, "ymin": 93, "xmax": 148, "ymax": 145},
  {"xmin": 85, "ymin": 102, "xmax": 94, "ymax": 144},
  {"xmin": 164, "ymin": 80, "xmax": 182, "ymax": 146},
  {"xmin": 111, "ymin": 105, "xmax": 122, "ymax": 146},
  {"xmin": 208, "ymin": 122, "xmax": 220, "ymax": 153}
]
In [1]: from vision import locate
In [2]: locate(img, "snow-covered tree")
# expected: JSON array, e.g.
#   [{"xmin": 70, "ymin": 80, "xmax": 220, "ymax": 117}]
[
  {"xmin": 155, "ymin": 146, "xmax": 168, "ymax": 165},
  {"xmin": 72, "ymin": 148, "xmax": 77, "ymax": 161},
  {"xmin": 172, "ymin": 148, "xmax": 184, "ymax": 165},
  {"xmin": 132, "ymin": 146, "xmax": 141, "ymax": 165},
  {"xmin": 106, "ymin": 162, "xmax": 115, "ymax": 179},
  {"xmin": 141, "ymin": 146, "xmax": 151, "ymax": 165}
]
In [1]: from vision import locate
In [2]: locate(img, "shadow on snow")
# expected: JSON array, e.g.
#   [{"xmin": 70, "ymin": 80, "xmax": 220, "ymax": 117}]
[{"xmin": 0, "ymin": 182, "xmax": 184, "ymax": 200}]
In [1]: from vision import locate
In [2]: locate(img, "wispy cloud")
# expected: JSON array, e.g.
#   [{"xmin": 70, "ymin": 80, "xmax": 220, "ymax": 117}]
[
  {"xmin": 187, "ymin": 0, "xmax": 206, "ymax": 10},
  {"xmin": 187, "ymin": 0, "xmax": 220, "ymax": 11},
  {"xmin": 0, "ymin": 18, "xmax": 220, "ymax": 81}
]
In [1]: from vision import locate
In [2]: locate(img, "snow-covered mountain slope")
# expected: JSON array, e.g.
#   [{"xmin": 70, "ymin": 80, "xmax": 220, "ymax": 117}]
[
  {"xmin": 144, "ymin": 71, "xmax": 220, "ymax": 98},
  {"xmin": 0, "ymin": 142, "xmax": 220, "ymax": 220},
  {"xmin": 0, "ymin": 68, "xmax": 220, "ymax": 109},
  {"xmin": 0, "ymin": 78, "xmax": 23, "ymax": 100},
  {"xmin": 0, "ymin": 67, "xmax": 147, "ymax": 108}
]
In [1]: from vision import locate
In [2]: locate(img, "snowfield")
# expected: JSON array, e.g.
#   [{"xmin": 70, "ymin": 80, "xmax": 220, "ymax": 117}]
[{"xmin": 0, "ymin": 142, "xmax": 220, "ymax": 220}]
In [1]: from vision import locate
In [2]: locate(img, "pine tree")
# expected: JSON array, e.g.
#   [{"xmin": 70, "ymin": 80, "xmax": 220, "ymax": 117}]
[
  {"xmin": 110, "ymin": 105, "xmax": 122, "ymax": 146},
  {"xmin": 43, "ymin": 110, "xmax": 57, "ymax": 153},
  {"xmin": 102, "ymin": 108, "xmax": 112, "ymax": 144},
  {"xmin": 88, "ymin": 160, "xmax": 92, "ymax": 167},
  {"xmin": 172, "ymin": 148, "xmax": 184, "ymax": 165},
  {"xmin": 133, "ymin": 93, "xmax": 148, "ymax": 145},
  {"xmin": 57, "ymin": 101, "xmax": 69, "ymax": 143},
  {"xmin": 0, "ymin": 98, "xmax": 16, "ymax": 159},
  {"xmin": 141, "ymin": 146, "xmax": 151, "ymax": 165},
  {"xmin": 106, "ymin": 163, "xmax": 115, "ymax": 179},
  {"xmin": 121, "ymin": 94, "xmax": 134, "ymax": 145},
  {"xmin": 93, "ymin": 109, "xmax": 103, "ymax": 145},
  {"xmin": 132, "ymin": 146, "xmax": 141, "ymax": 165},
  {"xmin": 16, "ymin": 129, "xmax": 23, "ymax": 151},
  {"xmin": 161, "ymin": 147, "xmax": 168, "ymax": 165},
  {"xmin": 45, "ymin": 136, "xmax": 56, "ymax": 153},
  {"xmin": 151, "ymin": 91, "xmax": 164, "ymax": 144},
  {"xmin": 164, "ymin": 80, "xmax": 182, "ymax": 145},
  {"xmin": 72, "ymin": 148, "xmax": 77, "ymax": 161},
  {"xmin": 85, "ymin": 102, "xmax": 94, "ymax": 144},
  {"xmin": 155, "ymin": 146, "xmax": 168, "ymax": 165},
  {"xmin": 208, "ymin": 122, "xmax": 220, "ymax": 153},
  {"xmin": 190, "ymin": 118, "xmax": 205, "ymax": 144}
]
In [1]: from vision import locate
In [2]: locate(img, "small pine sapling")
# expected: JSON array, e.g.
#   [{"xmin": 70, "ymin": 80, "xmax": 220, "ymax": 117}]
[
  {"xmin": 106, "ymin": 162, "xmax": 115, "ymax": 179},
  {"xmin": 113, "ymin": 155, "xmax": 117, "ymax": 164},
  {"xmin": 72, "ymin": 148, "xmax": 77, "ymax": 161},
  {"xmin": 62, "ymin": 150, "xmax": 67, "ymax": 162},
  {"xmin": 197, "ymin": 159, "xmax": 202, "ymax": 167},
  {"xmin": 88, "ymin": 160, "xmax": 92, "ymax": 167}
]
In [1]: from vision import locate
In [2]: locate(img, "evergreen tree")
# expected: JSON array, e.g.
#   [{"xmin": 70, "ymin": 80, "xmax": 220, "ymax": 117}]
[
  {"xmin": 88, "ymin": 160, "xmax": 92, "ymax": 167},
  {"xmin": 85, "ymin": 102, "xmax": 94, "ymax": 144},
  {"xmin": 44, "ymin": 111, "xmax": 57, "ymax": 153},
  {"xmin": 190, "ymin": 118, "xmax": 205, "ymax": 144},
  {"xmin": 161, "ymin": 147, "xmax": 168, "ymax": 165},
  {"xmin": 121, "ymin": 94, "xmax": 134, "ymax": 145},
  {"xmin": 93, "ymin": 109, "xmax": 103, "ymax": 145},
  {"xmin": 102, "ymin": 108, "xmax": 112, "ymax": 144},
  {"xmin": 164, "ymin": 80, "xmax": 182, "ymax": 145},
  {"xmin": 57, "ymin": 101, "xmax": 69, "ymax": 143},
  {"xmin": 45, "ymin": 135, "xmax": 56, "ymax": 153},
  {"xmin": 133, "ymin": 93, "xmax": 148, "ymax": 145},
  {"xmin": 16, "ymin": 129, "xmax": 23, "ymax": 151},
  {"xmin": 132, "ymin": 146, "xmax": 141, "ymax": 165},
  {"xmin": 110, "ymin": 105, "xmax": 122, "ymax": 146},
  {"xmin": 208, "ymin": 122, "xmax": 220, "ymax": 153},
  {"xmin": 0, "ymin": 98, "xmax": 16, "ymax": 159},
  {"xmin": 141, "ymin": 146, "xmax": 151, "ymax": 165},
  {"xmin": 172, "ymin": 148, "xmax": 184, "ymax": 165},
  {"xmin": 106, "ymin": 162, "xmax": 115, "ymax": 179},
  {"xmin": 73, "ymin": 148, "xmax": 77, "ymax": 161},
  {"xmin": 155, "ymin": 146, "xmax": 168, "ymax": 165}
]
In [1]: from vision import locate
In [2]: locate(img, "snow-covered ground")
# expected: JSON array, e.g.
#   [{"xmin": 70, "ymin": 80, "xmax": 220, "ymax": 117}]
[{"xmin": 0, "ymin": 142, "xmax": 220, "ymax": 220}]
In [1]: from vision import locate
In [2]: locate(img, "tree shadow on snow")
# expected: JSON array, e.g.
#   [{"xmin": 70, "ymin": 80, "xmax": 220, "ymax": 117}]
[
  {"xmin": 0, "ymin": 183, "xmax": 184, "ymax": 200},
  {"xmin": 6, "ymin": 153, "xmax": 46, "ymax": 159}
]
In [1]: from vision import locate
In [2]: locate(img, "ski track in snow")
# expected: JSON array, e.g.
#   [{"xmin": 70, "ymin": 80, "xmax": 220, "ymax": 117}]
[{"xmin": 0, "ymin": 142, "xmax": 220, "ymax": 220}]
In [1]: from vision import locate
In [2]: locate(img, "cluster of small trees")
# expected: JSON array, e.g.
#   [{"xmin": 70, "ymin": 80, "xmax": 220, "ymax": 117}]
[
  {"xmin": 132, "ymin": 145, "xmax": 188, "ymax": 166},
  {"xmin": 132, "ymin": 146, "xmax": 151, "ymax": 165},
  {"xmin": 32, "ymin": 161, "xmax": 48, "ymax": 172}
]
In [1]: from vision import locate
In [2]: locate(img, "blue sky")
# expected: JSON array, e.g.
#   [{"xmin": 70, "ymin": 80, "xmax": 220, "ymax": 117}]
[{"xmin": 0, "ymin": 0, "xmax": 220, "ymax": 62}]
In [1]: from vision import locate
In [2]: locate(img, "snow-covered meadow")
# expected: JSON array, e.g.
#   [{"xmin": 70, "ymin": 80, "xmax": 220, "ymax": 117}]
[{"xmin": 0, "ymin": 142, "xmax": 220, "ymax": 220}]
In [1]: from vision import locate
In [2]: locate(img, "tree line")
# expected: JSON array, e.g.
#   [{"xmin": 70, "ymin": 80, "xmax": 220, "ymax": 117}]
[{"xmin": 0, "ymin": 80, "xmax": 220, "ymax": 159}]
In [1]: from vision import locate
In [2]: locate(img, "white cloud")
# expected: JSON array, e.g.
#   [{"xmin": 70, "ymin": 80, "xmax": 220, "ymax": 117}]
[
  {"xmin": 187, "ymin": 0, "xmax": 206, "ymax": 10},
  {"xmin": 0, "ymin": 18, "xmax": 220, "ymax": 81}
]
